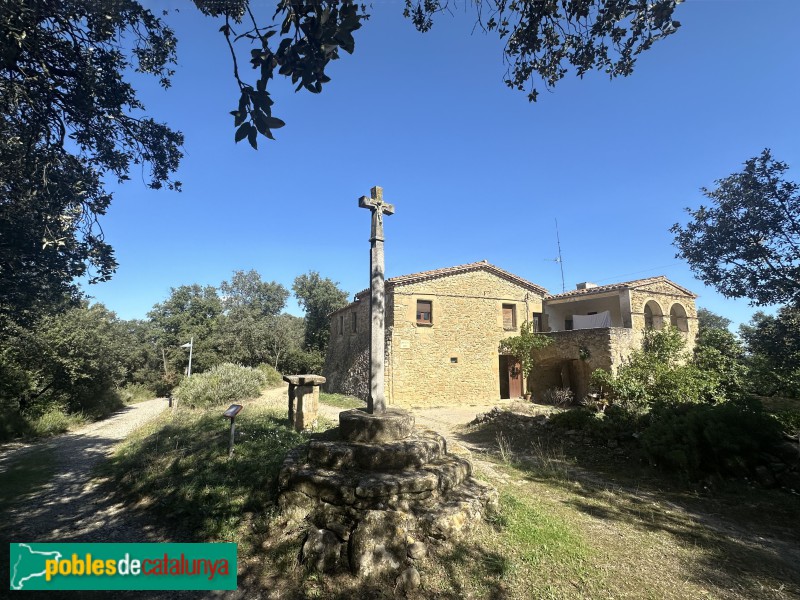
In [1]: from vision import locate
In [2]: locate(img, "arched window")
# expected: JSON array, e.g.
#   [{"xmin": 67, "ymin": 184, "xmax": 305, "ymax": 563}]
[
  {"xmin": 670, "ymin": 303, "xmax": 689, "ymax": 332},
  {"xmin": 643, "ymin": 300, "xmax": 663, "ymax": 330}
]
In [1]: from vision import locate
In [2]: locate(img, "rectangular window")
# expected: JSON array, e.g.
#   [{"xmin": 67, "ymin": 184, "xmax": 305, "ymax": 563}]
[
  {"xmin": 416, "ymin": 300, "xmax": 432, "ymax": 325},
  {"xmin": 532, "ymin": 312, "xmax": 543, "ymax": 332},
  {"xmin": 338, "ymin": 314, "xmax": 344, "ymax": 335},
  {"xmin": 351, "ymin": 312, "xmax": 358, "ymax": 333},
  {"xmin": 565, "ymin": 318, "xmax": 573, "ymax": 331},
  {"xmin": 502, "ymin": 304, "xmax": 517, "ymax": 330}
]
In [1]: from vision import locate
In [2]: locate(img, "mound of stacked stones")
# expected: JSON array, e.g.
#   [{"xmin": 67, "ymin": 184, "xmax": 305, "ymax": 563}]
[{"xmin": 278, "ymin": 408, "xmax": 497, "ymax": 579}]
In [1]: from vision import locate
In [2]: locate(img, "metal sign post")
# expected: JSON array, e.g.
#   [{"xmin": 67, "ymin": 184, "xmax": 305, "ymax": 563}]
[{"xmin": 223, "ymin": 404, "xmax": 243, "ymax": 457}]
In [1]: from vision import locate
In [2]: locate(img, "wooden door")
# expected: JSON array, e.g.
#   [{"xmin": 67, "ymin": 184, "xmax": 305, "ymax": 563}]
[
  {"xmin": 499, "ymin": 356, "xmax": 522, "ymax": 399},
  {"xmin": 508, "ymin": 357, "xmax": 522, "ymax": 398}
]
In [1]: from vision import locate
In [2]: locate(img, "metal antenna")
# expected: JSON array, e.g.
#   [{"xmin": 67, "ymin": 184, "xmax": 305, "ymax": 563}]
[{"xmin": 544, "ymin": 219, "xmax": 566, "ymax": 292}]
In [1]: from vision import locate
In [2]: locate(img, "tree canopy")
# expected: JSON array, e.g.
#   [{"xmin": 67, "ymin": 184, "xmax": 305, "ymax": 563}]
[
  {"xmin": 220, "ymin": 269, "xmax": 289, "ymax": 318},
  {"xmin": 0, "ymin": 0, "xmax": 184, "ymax": 324},
  {"xmin": 194, "ymin": 0, "xmax": 682, "ymax": 148},
  {"xmin": 672, "ymin": 150, "xmax": 800, "ymax": 307},
  {"xmin": 739, "ymin": 305, "xmax": 800, "ymax": 399},
  {"xmin": 292, "ymin": 271, "xmax": 348, "ymax": 352},
  {"xmin": 1, "ymin": 0, "xmax": 684, "ymax": 326}
]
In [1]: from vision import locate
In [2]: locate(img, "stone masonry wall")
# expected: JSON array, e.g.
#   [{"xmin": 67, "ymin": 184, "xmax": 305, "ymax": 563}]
[
  {"xmin": 530, "ymin": 328, "xmax": 638, "ymax": 401},
  {"xmin": 386, "ymin": 270, "xmax": 544, "ymax": 407},
  {"xmin": 323, "ymin": 297, "xmax": 371, "ymax": 400}
]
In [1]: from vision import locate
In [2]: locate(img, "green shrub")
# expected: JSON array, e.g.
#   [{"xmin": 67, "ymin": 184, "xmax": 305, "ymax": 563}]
[
  {"xmin": 640, "ymin": 400, "xmax": 782, "ymax": 478},
  {"xmin": 30, "ymin": 406, "xmax": 86, "ymax": 437},
  {"xmin": 0, "ymin": 409, "xmax": 32, "ymax": 441},
  {"xmin": 771, "ymin": 409, "xmax": 800, "ymax": 437},
  {"xmin": 173, "ymin": 363, "xmax": 267, "ymax": 409},
  {"xmin": 590, "ymin": 405, "xmax": 647, "ymax": 441},
  {"xmin": 591, "ymin": 328, "xmax": 720, "ymax": 411},
  {"xmin": 118, "ymin": 383, "xmax": 154, "ymax": 404},
  {"xmin": 256, "ymin": 364, "xmax": 283, "ymax": 387},
  {"xmin": 549, "ymin": 408, "xmax": 595, "ymax": 431}
]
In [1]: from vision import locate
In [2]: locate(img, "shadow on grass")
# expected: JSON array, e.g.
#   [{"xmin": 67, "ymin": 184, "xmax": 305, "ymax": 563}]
[
  {"xmin": 100, "ymin": 408, "xmax": 310, "ymax": 544},
  {"xmin": 461, "ymin": 416, "xmax": 800, "ymax": 599}
]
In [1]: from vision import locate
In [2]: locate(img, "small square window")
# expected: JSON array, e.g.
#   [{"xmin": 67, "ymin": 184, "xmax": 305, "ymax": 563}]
[{"xmin": 416, "ymin": 300, "xmax": 432, "ymax": 325}]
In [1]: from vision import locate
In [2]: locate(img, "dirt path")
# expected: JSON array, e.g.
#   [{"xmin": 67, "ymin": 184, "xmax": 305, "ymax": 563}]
[{"xmin": 0, "ymin": 398, "xmax": 170, "ymax": 545}]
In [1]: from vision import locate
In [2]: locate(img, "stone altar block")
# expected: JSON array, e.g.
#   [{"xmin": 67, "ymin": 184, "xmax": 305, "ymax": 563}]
[{"xmin": 284, "ymin": 374, "xmax": 326, "ymax": 432}]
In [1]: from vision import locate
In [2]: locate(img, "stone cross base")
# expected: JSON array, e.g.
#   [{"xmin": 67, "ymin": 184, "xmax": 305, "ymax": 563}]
[
  {"xmin": 339, "ymin": 408, "xmax": 415, "ymax": 443},
  {"xmin": 276, "ymin": 409, "xmax": 499, "ymax": 581},
  {"xmin": 284, "ymin": 374, "xmax": 326, "ymax": 432}
]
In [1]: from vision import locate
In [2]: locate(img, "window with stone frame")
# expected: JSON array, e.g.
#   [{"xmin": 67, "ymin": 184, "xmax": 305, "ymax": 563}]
[
  {"xmin": 502, "ymin": 304, "xmax": 517, "ymax": 330},
  {"xmin": 416, "ymin": 300, "xmax": 432, "ymax": 325},
  {"xmin": 351, "ymin": 311, "xmax": 358, "ymax": 333}
]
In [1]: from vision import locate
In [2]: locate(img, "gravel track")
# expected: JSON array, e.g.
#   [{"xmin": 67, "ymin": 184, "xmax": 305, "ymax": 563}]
[{"xmin": 1, "ymin": 398, "xmax": 170, "ymax": 544}]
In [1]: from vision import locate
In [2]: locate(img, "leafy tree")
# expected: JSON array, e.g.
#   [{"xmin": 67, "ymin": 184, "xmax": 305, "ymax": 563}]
[
  {"xmin": 264, "ymin": 313, "xmax": 305, "ymax": 370},
  {"xmin": 148, "ymin": 284, "xmax": 223, "ymax": 375},
  {"xmin": 0, "ymin": 0, "xmax": 183, "ymax": 324},
  {"xmin": 216, "ymin": 312, "xmax": 272, "ymax": 368},
  {"xmin": 1, "ymin": 303, "xmax": 132, "ymax": 419},
  {"xmin": 292, "ymin": 271, "xmax": 348, "ymax": 352},
  {"xmin": 121, "ymin": 318, "xmax": 177, "ymax": 396},
  {"xmin": 693, "ymin": 308, "xmax": 747, "ymax": 401},
  {"xmin": 220, "ymin": 269, "xmax": 288, "ymax": 318},
  {"xmin": 216, "ymin": 270, "xmax": 292, "ymax": 367},
  {"xmin": 696, "ymin": 307, "xmax": 732, "ymax": 332},
  {"xmin": 671, "ymin": 150, "xmax": 800, "ymax": 306},
  {"xmin": 739, "ymin": 306, "xmax": 800, "ymax": 399},
  {"xmin": 194, "ymin": 0, "xmax": 682, "ymax": 147}
]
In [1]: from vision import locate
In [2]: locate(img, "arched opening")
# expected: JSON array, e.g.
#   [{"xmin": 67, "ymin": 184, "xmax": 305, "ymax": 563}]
[
  {"xmin": 670, "ymin": 303, "xmax": 689, "ymax": 332},
  {"xmin": 643, "ymin": 300, "xmax": 663, "ymax": 330}
]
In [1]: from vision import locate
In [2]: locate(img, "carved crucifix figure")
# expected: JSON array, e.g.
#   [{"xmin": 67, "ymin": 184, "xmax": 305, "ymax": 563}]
[{"xmin": 358, "ymin": 186, "xmax": 394, "ymax": 414}]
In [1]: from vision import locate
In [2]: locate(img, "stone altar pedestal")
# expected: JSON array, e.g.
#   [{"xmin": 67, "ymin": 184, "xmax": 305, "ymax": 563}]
[{"xmin": 284, "ymin": 374, "xmax": 325, "ymax": 432}]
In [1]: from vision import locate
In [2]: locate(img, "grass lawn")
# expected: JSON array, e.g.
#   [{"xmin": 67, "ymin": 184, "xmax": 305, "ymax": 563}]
[
  {"xmin": 100, "ymin": 399, "xmax": 800, "ymax": 599},
  {"xmin": 319, "ymin": 392, "xmax": 365, "ymax": 410}
]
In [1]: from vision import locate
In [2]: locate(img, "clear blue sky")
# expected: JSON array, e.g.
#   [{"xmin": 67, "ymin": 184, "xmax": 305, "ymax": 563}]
[{"xmin": 83, "ymin": 0, "xmax": 800, "ymax": 329}]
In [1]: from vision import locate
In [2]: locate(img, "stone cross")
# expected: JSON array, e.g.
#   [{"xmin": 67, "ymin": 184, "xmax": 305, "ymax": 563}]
[{"xmin": 358, "ymin": 186, "xmax": 394, "ymax": 413}]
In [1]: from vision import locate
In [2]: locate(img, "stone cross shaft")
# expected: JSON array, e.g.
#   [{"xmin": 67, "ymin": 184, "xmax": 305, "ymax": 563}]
[{"xmin": 358, "ymin": 186, "xmax": 394, "ymax": 414}]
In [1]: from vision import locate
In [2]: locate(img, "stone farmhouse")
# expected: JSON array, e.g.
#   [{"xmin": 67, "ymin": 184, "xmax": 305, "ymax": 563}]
[{"xmin": 323, "ymin": 261, "xmax": 698, "ymax": 407}]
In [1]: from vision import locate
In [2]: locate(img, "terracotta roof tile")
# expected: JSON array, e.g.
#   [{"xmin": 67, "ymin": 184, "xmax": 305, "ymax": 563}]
[
  {"xmin": 353, "ymin": 260, "xmax": 549, "ymax": 298},
  {"xmin": 545, "ymin": 275, "xmax": 697, "ymax": 300}
]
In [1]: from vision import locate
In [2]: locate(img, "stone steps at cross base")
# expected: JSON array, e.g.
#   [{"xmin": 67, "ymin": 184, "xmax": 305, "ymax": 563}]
[
  {"xmin": 416, "ymin": 477, "xmax": 499, "ymax": 540},
  {"xmin": 278, "ymin": 454, "xmax": 474, "ymax": 512},
  {"xmin": 280, "ymin": 474, "xmax": 499, "ymax": 544},
  {"xmin": 305, "ymin": 430, "xmax": 448, "ymax": 471}
]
